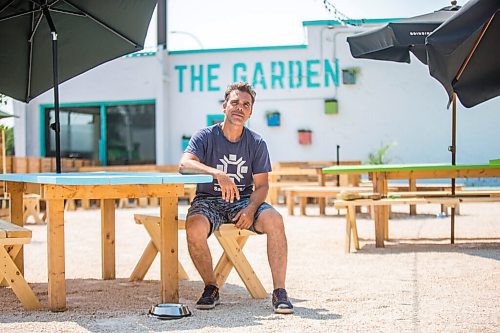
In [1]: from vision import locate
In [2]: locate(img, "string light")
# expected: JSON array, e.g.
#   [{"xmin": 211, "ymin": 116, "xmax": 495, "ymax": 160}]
[{"xmin": 322, "ymin": 0, "xmax": 357, "ymax": 26}]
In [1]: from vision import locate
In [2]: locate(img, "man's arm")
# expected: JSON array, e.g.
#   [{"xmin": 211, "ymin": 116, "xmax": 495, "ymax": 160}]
[
  {"xmin": 233, "ymin": 172, "xmax": 269, "ymax": 229},
  {"xmin": 179, "ymin": 152, "xmax": 240, "ymax": 202}
]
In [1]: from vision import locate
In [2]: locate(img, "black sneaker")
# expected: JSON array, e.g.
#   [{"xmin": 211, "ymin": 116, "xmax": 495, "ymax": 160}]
[
  {"xmin": 195, "ymin": 284, "xmax": 220, "ymax": 310},
  {"xmin": 272, "ymin": 288, "xmax": 294, "ymax": 314}
]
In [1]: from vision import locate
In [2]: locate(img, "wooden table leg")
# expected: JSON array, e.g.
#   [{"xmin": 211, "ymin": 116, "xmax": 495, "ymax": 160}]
[
  {"xmin": 373, "ymin": 173, "xmax": 386, "ymax": 248},
  {"xmin": 160, "ymin": 196, "xmax": 179, "ymax": 303},
  {"xmin": 318, "ymin": 170, "xmax": 326, "ymax": 215},
  {"xmin": 286, "ymin": 190, "xmax": 294, "ymax": 216},
  {"xmin": 409, "ymin": 177, "xmax": 417, "ymax": 215},
  {"xmin": 101, "ymin": 199, "xmax": 116, "ymax": 280},
  {"xmin": 47, "ymin": 199, "xmax": 66, "ymax": 311}
]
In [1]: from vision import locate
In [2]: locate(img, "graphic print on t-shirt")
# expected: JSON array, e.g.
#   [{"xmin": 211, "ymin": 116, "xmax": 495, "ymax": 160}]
[{"xmin": 215, "ymin": 154, "xmax": 248, "ymax": 192}]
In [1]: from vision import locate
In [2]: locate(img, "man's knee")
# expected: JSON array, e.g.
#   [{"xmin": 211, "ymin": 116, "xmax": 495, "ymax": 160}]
[
  {"xmin": 186, "ymin": 214, "xmax": 211, "ymax": 241},
  {"xmin": 255, "ymin": 208, "xmax": 285, "ymax": 234}
]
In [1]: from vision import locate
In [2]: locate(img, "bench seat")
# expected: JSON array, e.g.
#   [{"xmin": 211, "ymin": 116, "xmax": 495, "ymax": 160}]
[
  {"xmin": 334, "ymin": 197, "xmax": 460, "ymax": 253},
  {"xmin": 283, "ymin": 186, "xmax": 373, "ymax": 216},
  {"xmin": 0, "ymin": 219, "xmax": 42, "ymax": 309}
]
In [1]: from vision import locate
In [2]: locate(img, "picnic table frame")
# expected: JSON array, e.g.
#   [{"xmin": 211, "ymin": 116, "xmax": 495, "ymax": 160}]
[
  {"xmin": 323, "ymin": 163, "xmax": 500, "ymax": 247},
  {"xmin": 0, "ymin": 172, "xmax": 211, "ymax": 311}
]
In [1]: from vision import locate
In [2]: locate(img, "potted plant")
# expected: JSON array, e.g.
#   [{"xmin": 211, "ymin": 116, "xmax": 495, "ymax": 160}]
[
  {"xmin": 265, "ymin": 110, "xmax": 280, "ymax": 127},
  {"xmin": 342, "ymin": 67, "xmax": 360, "ymax": 85},
  {"xmin": 297, "ymin": 129, "xmax": 312, "ymax": 145}
]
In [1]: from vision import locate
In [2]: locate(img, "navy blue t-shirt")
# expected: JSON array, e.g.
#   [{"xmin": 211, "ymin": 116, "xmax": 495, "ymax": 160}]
[{"xmin": 185, "ymin": 124, "xmax": 272, "ymax": 197}]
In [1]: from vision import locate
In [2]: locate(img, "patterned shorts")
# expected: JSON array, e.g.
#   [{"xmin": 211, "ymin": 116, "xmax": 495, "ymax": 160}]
[{"xmin": 187, "ymin": 195, "xmax": 273, "ymax": 236}]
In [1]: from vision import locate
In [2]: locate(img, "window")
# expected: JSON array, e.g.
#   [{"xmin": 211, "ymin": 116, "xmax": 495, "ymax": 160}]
[{"xmin": 43, "ymin": 101, "xmax": 155, "ymax": 165}]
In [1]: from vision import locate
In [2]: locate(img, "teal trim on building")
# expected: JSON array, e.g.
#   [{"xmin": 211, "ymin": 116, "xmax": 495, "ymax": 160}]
[
  {"xmin": 99, "ymin": 105, "xmax": 107, "ymax": 166},
  {"xmin": 206, "ymin": 114, "xmax": 224, "ymax": 126},
  {"xmin": 302, "ymin": 18, "xmax": 402, "ymax": 26},
  {"xmin": 39, "ymin": 99, "xmax": 155, "ymax": 109},
  {"xmin": 169, "ymin": 44, "xmax": 307, "ymax": 55},
  {"xmin": 39, "ymin": 106, "xmax": 46, "ymax": 157},
  {"xmin": 125, "ymin": 51, "xmax": 157, "ymax": 58}
]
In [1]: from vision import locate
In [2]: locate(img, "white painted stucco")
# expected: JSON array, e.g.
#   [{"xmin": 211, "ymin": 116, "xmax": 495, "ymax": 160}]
[{"xmin": 13, "ymin": 20, "xmax": 500, "ymax": 167}]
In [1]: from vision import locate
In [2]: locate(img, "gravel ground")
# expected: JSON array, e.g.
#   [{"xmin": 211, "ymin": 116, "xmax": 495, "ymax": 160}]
[{"xmin": 0, "ymin": 201, "xmax": 499, "ymax": 332}]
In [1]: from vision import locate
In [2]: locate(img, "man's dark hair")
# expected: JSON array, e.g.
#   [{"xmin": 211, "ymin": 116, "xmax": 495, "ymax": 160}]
[{"xmin": 224, "ymin": 82, "xmax": 256, "ymax": 105}]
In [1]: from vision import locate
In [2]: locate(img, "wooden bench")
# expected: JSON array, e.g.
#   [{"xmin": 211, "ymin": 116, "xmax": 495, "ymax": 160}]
[
  {"xmin": 131, "ymin": 213, "xmax": 267, "ymax": 299},
  {"xmin": 0, "ymin": 219, "xmax": 42, "ymax": 309},
  {"xmin": 23, "ymin": 194, "xmax": 45, "ymax": 224},
  {"xmin": 334, "ymin": 197, "xmax": 461, "ymax": 253},
  {"xmin": 283, "ymin": 186, "xmax": 373, "ymax": 216},
  {"xmin": 387, "ymin": 189, "xmax": 500, "ymax": 214}
]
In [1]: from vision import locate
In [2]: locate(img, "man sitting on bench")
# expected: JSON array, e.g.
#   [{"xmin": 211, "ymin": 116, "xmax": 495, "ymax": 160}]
[{"xmin": 179, "ymin": 82, "xmax": 293, "ymax": 314}]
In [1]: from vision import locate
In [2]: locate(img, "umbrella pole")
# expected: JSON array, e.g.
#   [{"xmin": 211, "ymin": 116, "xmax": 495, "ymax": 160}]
[
  {"xmin": 336, "ymin": 145, "xmax": 340, "ymax": 185},
  {"xmin": 450, "ymin": 93, "xmax": 457, "ymax": 244},
  {"xmin": 43, "ymin": 8, "xmax": 62, "ymax": 173}
]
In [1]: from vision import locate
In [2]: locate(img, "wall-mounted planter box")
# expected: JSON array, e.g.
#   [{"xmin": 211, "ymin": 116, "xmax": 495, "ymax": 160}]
[
  {"xmin": 266, "ymin": 111, "xmax": 280, "ymax": 127},
  {"xmin": 181, "ymin": 135, "xmax": 191, "ymax": 151},
  {"xmin": 342, "ymin": 67, "xmax": 360, "ymax": 85},
  {"xmin": 325, "ymin": 99, "xmax": 338, "ymax": 115},
  {"xmin": 298, "ymin": 129, "xmax": 312, "ymax": 145}
]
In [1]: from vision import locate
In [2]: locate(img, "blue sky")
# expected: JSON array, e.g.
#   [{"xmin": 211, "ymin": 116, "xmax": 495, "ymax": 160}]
[{"xmin": 145, "ymin": 0, "xmax": 461, "ymax": 50}]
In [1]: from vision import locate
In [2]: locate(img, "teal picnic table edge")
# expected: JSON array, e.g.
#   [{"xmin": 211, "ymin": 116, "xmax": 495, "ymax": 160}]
[
  {"xmin": 0, "ymin": 172, "xmax": 213, "ymax": 185},
  {"xmin": 322, "ymin": 163, "xmax": 500, "ymax": 173}
]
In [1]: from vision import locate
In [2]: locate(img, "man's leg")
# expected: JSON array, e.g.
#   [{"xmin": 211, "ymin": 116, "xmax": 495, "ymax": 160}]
[
  {"xmin": 186, "ymin": 213, "xmax": 221, "ymax": 309},
  {"xmin": 185, "ymin": 214, "xmax": 216, "ymax": 286},
  {"xmin": 254, "ymin": 207, "xmax": 293, "ymax": 314},
  {"xmin": 253, "ymin": 208, "xmax": 287, "ymax": 289}
]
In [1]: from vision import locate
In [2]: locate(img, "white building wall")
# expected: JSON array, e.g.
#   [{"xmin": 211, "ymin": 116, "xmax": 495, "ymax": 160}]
[{"xmin": 14, "ymin": 20, "xmax": 500, "ymax": 167}]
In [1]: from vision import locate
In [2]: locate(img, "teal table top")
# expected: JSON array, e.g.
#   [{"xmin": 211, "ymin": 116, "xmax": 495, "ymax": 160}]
[
  {"xmin": 0, "ymin": 172, "xmax": 213, "ymax": 185},
  {"xmin": 322, "ymin": 163, "xmax": 500, "ymax": 173}
]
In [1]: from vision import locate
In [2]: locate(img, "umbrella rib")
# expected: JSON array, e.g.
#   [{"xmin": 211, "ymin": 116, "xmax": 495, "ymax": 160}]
[
  {"xmin": 0, "ymin": 0, "xmax": 16, "ymax": 15},
  {"xmin": 26, "ymin": 4, "xmax": 42, "ymax": 102},
  {"xmin": 62, "ymin": 0, "xmax": 143, "ymax": 49},
  {"xmin": 28, "ymin": 11, "xmax": 44, "ymax": 42},
  {"xmin": 0, "ymin": 8, "xmax": 40, "ymax": 22},
  {"xmin": 455, "ymin": 11, "xmax": 496, "ymax": 83},
  {"xmin": 50, "ymin": 8, "xmax": 85, "ymax": 17}
]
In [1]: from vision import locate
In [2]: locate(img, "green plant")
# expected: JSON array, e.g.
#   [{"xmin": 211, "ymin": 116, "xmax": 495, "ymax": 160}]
[
  {"xmin": 366, "ymin": 142, "xmax": 396, "ymax": 165},
  {"xmin": 0, "ymin": 125, "xmax": 14, "ymax": 155},
  {"xmin": 265, "ymin": 110, "xmax": 279, "ymax": 118}
]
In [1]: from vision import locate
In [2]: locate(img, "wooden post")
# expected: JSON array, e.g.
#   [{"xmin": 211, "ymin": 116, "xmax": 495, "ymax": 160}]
[
  {"xmin": 409, "ymin": 176, "xmax": 417, "ymax": 215},
  {"xmin": 101, "ymin": 199, "xmax": 116, "ymax": 280},
  {"xmin": 373, "ymin": 173, "xmax": 386, "ymax": 248},
  {"xmin": 47, "ymin": 199, "xmax": 66, "ymax": 311},
  {"xmin": 7, "ymin": 182, "xmax": 24, "ymax": 272},
  {"xmin": 160, "ymin": 194, "xmax": 179, "ymax": 303}
]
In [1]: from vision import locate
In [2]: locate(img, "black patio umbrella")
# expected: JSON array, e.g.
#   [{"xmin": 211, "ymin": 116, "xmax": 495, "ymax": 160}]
[
  {"xmin": 0, "ymin": 0, "xmax": 157, "ymax": 172},
  {"xmin": 346, "ymin": 2, "xmax": 466, "ymax": 244},
  {"xmin": 427, "ymin": 0, "xmax": 500, "ymax": 108},
  {"xmin": 347, "ymin": 3, "xmax": 460, "ymax": 64},
  {"xmin": 426, "ymin": 0, "xmax": 500, "ymax": 243}
]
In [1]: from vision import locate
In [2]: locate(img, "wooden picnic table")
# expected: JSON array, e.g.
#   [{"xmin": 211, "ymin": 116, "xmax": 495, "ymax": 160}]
[
  {"xmin": 0, "ymin": 172, "xmax": 211, "ymax": 311},
  {"xmin": 323, "ymin": 163, "xmax": 500, "ymax": 248}
]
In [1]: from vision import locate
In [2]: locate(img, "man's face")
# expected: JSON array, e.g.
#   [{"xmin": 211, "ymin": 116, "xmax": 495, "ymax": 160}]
[{"xmin": 223, "ymin": 90, "xmax": 253, "ymax": 126}]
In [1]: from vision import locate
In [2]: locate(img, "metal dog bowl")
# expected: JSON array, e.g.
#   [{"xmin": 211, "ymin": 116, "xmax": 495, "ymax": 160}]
[{"xmin": 149, "ymin": 303, "xmax": 192, "ymax": 320}]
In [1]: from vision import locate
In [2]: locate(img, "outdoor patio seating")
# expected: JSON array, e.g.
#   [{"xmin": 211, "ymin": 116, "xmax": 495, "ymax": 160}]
[{"xmin": 131, "ymin": 213, "xmax": 267, "ymax": 299}]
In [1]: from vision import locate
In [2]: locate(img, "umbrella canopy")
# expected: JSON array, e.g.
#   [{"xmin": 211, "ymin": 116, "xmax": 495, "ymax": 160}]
[
  {"xmin": 426, "ymin": 0, "xmax": 500, "ymax": 108},
  {"xmin": 0, "ymin": 110, "xmax": 17, "ymax": 119},
  {"xmin": 347, "ymin": 4, "xmax": 460, "ymax": 64},
  {"xmin": 0, "ymin": 0, "xmax": 157, "ymax": 172}
]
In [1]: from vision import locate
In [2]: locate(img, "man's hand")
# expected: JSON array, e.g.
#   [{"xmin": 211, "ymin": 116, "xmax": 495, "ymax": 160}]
[
  {"xmin": 232, "ymin": 207, "xmax": 255, "ymax": 230},
  {"xmin": 215, "ymin": 172, "xmax": 240, "ymax": 202}
]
